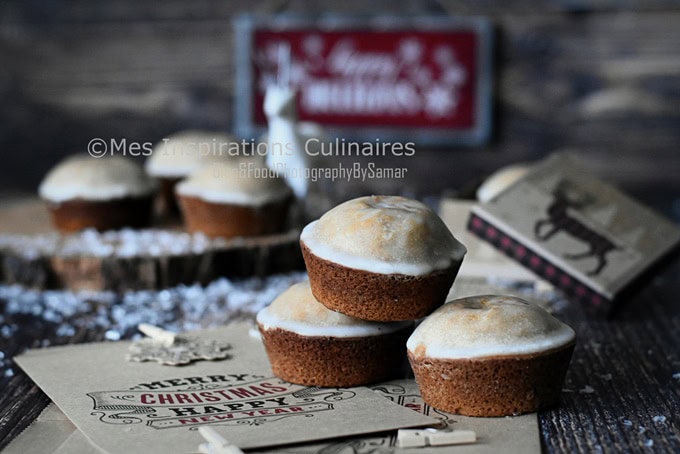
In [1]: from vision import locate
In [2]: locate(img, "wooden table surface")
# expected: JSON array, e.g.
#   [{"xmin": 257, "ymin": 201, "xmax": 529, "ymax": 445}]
[{"xmin": 0, "ymin": 202, "xmax": 678, "ymax": 453}]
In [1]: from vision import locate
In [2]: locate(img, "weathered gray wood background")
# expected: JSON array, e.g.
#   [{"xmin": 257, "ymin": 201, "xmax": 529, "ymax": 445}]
[{"xmin": 1, "ymin": 1, "xmax": 678, "ymax": 216}]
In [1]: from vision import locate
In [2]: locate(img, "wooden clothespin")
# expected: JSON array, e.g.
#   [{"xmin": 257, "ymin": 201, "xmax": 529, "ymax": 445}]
[
  {"xmin": 397, "ymin": 428, "xmax": 476, "ymax": 448},
  {"xmin": 138, "ymin": 323, "xmax": 176, "ymax": 346},
  {"xmin": 197, "ymin": 426, "xmax": 244, "ymax": 454}
]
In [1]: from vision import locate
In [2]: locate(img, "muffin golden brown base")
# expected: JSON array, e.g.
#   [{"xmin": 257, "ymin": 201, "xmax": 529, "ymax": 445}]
[
  {"xmin": 178, "ymin": 195, "xmax": 291, "ymax": 238},
  {"xmin": 47, "ymin": 196, "xmax": 153, "ymax": 233},
  {"xmin": 258, "ymin": 325, "xmax": 412, "ymax": 387},
  {"xmin": 301, "ymin": 242, "xmax": 460, "ymax": 321},
  {"xmin": 408, "ymin": 343, "xmax": 575, "ymax": 417}
]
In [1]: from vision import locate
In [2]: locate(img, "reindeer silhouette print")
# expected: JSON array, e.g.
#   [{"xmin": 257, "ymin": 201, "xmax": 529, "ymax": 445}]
[{"xmin": 534, "ymin": 180, "xmax": 619, "ymax": 276}]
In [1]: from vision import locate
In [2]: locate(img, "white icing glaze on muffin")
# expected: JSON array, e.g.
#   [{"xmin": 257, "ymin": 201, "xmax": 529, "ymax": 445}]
[
  {"xmin": 145, "ymin": 130, "xmax": 240, "ymax": 178},
  {"xmin": 39, "ymin": 155, "xmax": 156, "ymax": 203},
  {"xmin": 176, "ymin": 161, "xmax": 291, "ymax": 206},
  {"xmin": 257, "ymin": 282, "xmax": 411, "ymax": 337},
  {"xmin": 476, "ymin": 164, "xmax": 530, "ymax": 203},
  {"xmin": 300, "ymin": 195, "xmax": 466, "ymax": 276},
  {"xmin": 407, "ymin": 295, "xmax": 575, "ymax": 359}
]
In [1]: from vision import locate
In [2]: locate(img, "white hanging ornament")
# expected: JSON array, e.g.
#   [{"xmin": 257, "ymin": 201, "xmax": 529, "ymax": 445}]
[{"xmin": 263, "ymin": 44, "xmax": 310, "ymax": 199}]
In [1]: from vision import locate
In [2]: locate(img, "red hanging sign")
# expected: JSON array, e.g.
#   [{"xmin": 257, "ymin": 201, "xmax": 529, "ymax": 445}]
[{"xmin": 234, "ymin": 16, "xmax": 493, "ymax": 145}]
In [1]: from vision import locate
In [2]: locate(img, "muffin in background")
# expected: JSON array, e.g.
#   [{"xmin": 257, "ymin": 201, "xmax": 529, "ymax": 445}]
[
  {"xmin": 407, "ymin": 295, "xmax": 576, "ymax": 417},
  {"xmin": 300, "ymin": 195, "xmax": 466, "ymax": 321},
  {"xmin": 145, "ymin": 131, "xmax": 240, "ymax": 215},
  {"xmin": 476, "ymin": 163, "xmax": 530, "ymax": 203},
  {"xmin": 39, "ymin": 155, "xmax": 156, "ymax": 233},
  {"xmin": 176, "ymin": 161, "xmax": 292, "ymax": 238},
  {"xmin": 257, "ymin": 281, "xmax": 412, "ymax": 387}
]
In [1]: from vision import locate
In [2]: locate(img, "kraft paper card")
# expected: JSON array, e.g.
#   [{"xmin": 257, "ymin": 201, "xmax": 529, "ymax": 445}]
[
  {"xmin": 14, "ymin": 323, "xmax": 437, "ymax": 452},
  {"xmin": 268, "ymin": 379, "xmax": 540, "ymax": 453},
  {"xmin": 6, "ymin": 380, "xmax": 541, "ymax": 454}
]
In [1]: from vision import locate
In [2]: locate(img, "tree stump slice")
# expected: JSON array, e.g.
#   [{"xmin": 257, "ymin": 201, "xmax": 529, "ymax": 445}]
[
  {"xmin": 1, "ymin": 229, "xmax": 304, "ymax": 292},
  {"xmin": 0, "ymin": 197, "xmax": 304, "ymax": 292}
]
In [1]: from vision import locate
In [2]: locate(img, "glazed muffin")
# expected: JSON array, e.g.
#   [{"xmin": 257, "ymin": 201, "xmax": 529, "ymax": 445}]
[
  {"xmin": 300, "ymin": 196, "xmax": 466, "ymax": 321},
  {"xmin": 476, "ymin": 163, "xmax": 530, "ymax": 203},
  {"xmin": 257, "ymin": 281, "xmax": 412, "ymax": 387},
  {"xmin": 407, "ymin": 295, "xmax": 576, "ymax": 417},
  {"xmin": 145, "ymin": 131, "xmax": 240, "ymax": 215},
  {"xmin": 176, "ymin": 161, "xmax": 292, "ymax": 238},
  {"xmin": 39, "ymin": 155, "xmax": 156, "ymax": 233}
]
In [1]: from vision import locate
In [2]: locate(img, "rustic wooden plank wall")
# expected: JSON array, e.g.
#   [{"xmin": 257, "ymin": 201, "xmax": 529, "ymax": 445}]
[{"xmin": 0, "ymin": 1, "xmax": 678, "ymax": 214}]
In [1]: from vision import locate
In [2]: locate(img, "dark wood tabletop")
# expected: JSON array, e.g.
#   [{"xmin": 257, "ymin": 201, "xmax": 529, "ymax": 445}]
[
  {"xmin": 539, "ymin": 258, "xmax": 680, "ymax": 453},
  {"xmin": 1, "ymin": 255, "xmax": 678, "ymax": 453},
  {"xmin": 1, "ymin": 0, "xmax": 679, "ymax": 450}
]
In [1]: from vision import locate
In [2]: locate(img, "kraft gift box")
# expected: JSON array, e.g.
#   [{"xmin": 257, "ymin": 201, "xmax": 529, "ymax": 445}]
[{"xmin": 468, "ymin": 154, "xmax": 680, "ymax": 315}]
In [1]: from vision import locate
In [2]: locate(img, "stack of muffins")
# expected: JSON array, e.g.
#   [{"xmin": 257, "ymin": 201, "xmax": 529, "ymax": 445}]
[
  {"xmin": 258, "ymin": 195, "xmax": 576, "ymax": 417},
  {"xmin": 145, "ymin": 130, "xmax": 240, "ymax": 216},
  {"xmin": 148, "ymin": 130, "xmax": 293, "ymax": 237},
  {"xmin": 257, "ymin": 195, "xmax": 466, "ymax": 387}
]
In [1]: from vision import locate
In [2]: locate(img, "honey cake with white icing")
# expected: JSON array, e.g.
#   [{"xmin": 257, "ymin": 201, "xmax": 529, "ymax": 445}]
[
  {"xmin": 145, "ymin": 130, "xmax": 239, "ymax": 178},
  {"xmin": 40, "ymin": 155, "xmax": 155, "ymax": 203},
  {"xmin": 476, "ymin": 163, "xmax": 530, "ymax": 203},
  {"xmin": 39, "ymin": 155, "xmax": 155, "ymax": 232},
  {"xmin": 408, "ymin": 295, "xmax": 576, "ymax": 417},
  {"xmin": 257, "ymin": 282, "xmax": 412, "ymax": 387},
  {"xmin": 176, "ymin": 161, "xmax": 291, "ymax": 207},
  {"xmin": 300, "ymin": 195, "xmax": 466, "ymax": 321},
  {"xmin": 176, "ymin": 161, "xmax": 292, "ymax": 238}
]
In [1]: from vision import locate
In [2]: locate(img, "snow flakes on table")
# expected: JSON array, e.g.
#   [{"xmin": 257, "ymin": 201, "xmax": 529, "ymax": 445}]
[
  {"xmin": 0, "ymin": 272, "xmax": 306, "ymax": 381},
  {"xmin": 0, "ymin": 228, "xmax": 229, "ymax": 259}
]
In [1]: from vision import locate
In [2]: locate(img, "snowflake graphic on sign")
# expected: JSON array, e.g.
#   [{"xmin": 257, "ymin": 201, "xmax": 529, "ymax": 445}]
[
  {"xmin": 394, "ymin": 40, "xmax": 467, "ymax": 118},
  {"xmin": 399, "ymin": 38, "xmax": 423, "ymax": 64},
  {"xmin": 424, "ymin": 84, "xmax": 458, "ymax": 117}
]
